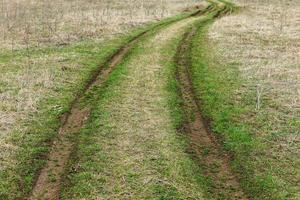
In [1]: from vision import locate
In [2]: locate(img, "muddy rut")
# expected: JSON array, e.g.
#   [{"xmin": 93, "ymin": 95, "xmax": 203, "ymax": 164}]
[{"xmin": 176, "ymin": 24, "xmax": 248, "ymax": 200}]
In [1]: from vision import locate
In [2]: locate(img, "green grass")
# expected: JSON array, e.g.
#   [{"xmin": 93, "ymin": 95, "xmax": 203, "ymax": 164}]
[
  {"xmin": 189, "ymin": 10, "xmax": 291, "ymax": 200},
  {"xmin": 0, "ymin": 10, "xmax": 199, "ymax": 200}
]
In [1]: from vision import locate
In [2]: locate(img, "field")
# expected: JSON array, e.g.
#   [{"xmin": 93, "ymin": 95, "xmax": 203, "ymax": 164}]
[{"xmin": 0, "ymin": 0, "xmax": 299, "ymax": 199}]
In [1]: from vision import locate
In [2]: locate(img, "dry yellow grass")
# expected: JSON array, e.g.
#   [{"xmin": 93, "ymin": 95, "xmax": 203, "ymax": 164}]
[
  {"xmin": 209, "ymin": 0, "xmax": 300, "ymax": 197},
  {"xmin": 0, "ymin": 0, "xmax": 200, "ymax": 50},
  {"xmin": 0, "ymin": 50, "xmax": 88, "ymax": 171}
]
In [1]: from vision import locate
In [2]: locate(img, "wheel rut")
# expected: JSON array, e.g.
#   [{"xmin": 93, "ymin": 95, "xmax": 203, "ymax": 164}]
[
  {"xmin": 26, "ymin": 28, "xmax": 150, "ymax": 200},
  {"xmin": 176, "ymin": 19, "xmax": 249, "ymax": 200}
]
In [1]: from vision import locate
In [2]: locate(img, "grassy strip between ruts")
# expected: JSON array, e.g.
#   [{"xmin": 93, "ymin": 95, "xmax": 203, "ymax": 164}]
[
  {"xmin": 0, "ymin": 8, "xmax": 202, "ymax": 200},
  {"xmin": 61, "ymin": 15, "xmax": 209, "ymax": 200},
  {"xmin": 190, "ymin": 4, "xmax": 291, "ymax": 200}
]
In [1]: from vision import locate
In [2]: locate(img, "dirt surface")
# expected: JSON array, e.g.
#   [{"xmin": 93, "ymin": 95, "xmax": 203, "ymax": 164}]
[
  {"xmin": 28, "ymin": 107, "xmax": 90, "ymax": 200},
  {"xmin": 176, "ymin": 25, "xmax": 248, "ymax": 199}
]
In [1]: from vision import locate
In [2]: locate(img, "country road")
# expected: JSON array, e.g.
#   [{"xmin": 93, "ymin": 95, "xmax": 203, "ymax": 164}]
[{"xmin": 25, "ymin": 1, "xmax": 247, "ymax": 199}]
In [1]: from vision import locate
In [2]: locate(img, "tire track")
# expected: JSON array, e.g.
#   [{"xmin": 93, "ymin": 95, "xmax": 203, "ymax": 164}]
[
  {"xmin": 176, "ymin": 6, "xmax": 249, "ymax": 200},
  {"xmin": 25, "ymin": 5, "xmax": 211, "ymax": 200}
]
